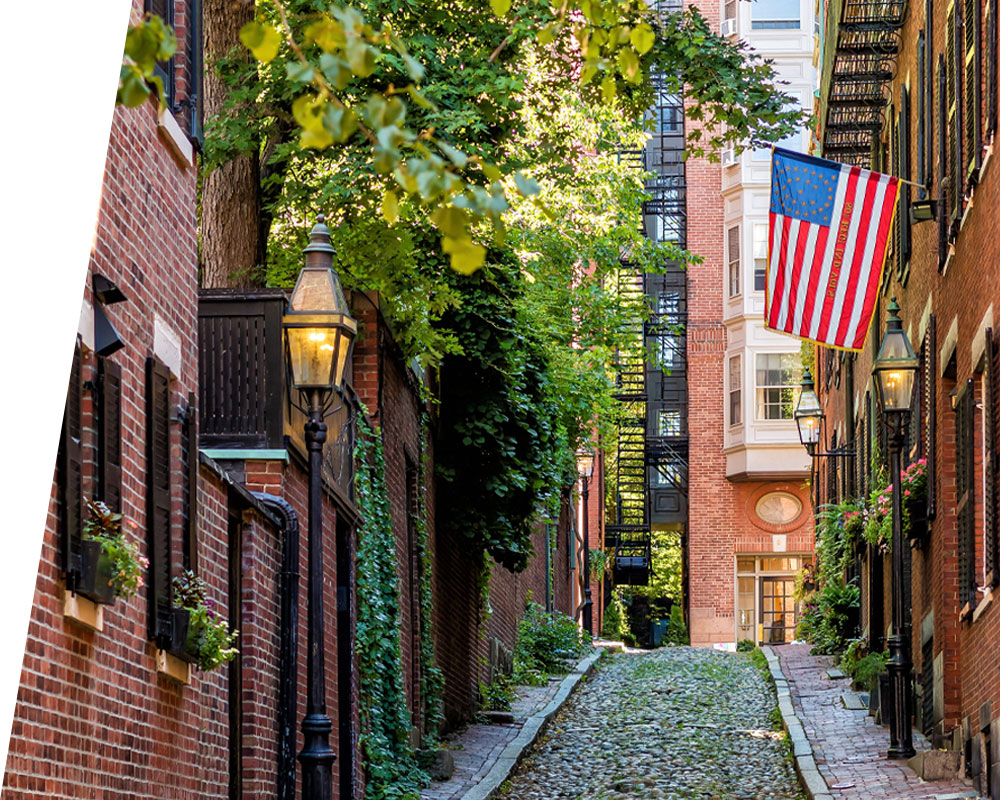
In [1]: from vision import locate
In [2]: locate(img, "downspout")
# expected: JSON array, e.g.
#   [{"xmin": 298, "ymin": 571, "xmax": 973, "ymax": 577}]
[{"xmin": 253, "ymin": 492, "xmax": 300, "ymax": 800}]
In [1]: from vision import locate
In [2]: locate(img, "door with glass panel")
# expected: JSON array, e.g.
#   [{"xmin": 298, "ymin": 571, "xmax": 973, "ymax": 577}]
[{"xmin": 760, "ymin": 577, "xmax": 796, "ymax": 644}]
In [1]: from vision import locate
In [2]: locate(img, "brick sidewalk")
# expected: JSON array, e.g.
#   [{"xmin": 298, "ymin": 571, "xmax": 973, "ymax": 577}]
[
  {"xmin": 777, "ymin": 644, "xmax": 975, "ymax": 800},
  {"xmin": 419, "ymin": 678, "xmax": 565, "ymax": 800}
]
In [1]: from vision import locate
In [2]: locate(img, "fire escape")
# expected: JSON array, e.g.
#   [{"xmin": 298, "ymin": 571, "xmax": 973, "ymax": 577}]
[
  {"xmin": 820, "ymin": 0, "xmax": 906, "ymax": 165},
  {"xmin": 606, "ymin": 58, "xmax": 689, "ymax": 588}
]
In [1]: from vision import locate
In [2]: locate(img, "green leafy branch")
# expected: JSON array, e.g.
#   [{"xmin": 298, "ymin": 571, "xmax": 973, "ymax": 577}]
[{"xmin": 118, "ymin": 14, "xmax": 178, "ymax": 108}]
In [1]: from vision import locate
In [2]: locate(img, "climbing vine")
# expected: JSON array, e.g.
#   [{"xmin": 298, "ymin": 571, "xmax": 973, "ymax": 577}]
[
  {"xmin": 355, "ymin": 414, "xmax": 427, "ymax": 799},
  {"xmin": 416, "ymin": 419, "xmax": 444, "ymax": 744}
]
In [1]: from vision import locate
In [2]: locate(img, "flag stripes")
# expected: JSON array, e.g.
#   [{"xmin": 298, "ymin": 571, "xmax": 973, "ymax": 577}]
[{"xmin": 764, "ymin": 149, "xmax": 900, "ymax": 351}]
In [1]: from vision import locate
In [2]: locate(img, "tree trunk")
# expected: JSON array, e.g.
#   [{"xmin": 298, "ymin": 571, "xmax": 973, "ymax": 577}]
[{"xmin": 200, "ymin": 0, "xmax": 260, "ymax": 288}]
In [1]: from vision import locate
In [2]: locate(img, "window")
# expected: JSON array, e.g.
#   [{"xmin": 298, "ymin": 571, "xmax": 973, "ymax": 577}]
[
  {"xmin": 651, "ymin": 461, "xmax": 682, "ymax": 487},
  {"xmin": 145, "ymin": 0, "xmax": 176, "ymax": 110},
  {"xmin": 729, "ymin": 356, "xmax": 742, "ymax": 426},
  {"xmin": 985, "ymin": 328, "xmax": 999, "ymax": 587},
  {"xmin": 657, "ymin": 292, "xmax": 684, "ymax": 372},
  {"xmin": 755, "ymin": 353, "xmax": 801, "ymax": 420},
  {"xmin": 947, "ymin": 2, "xmax": 964, "ymax": 228},
  {"xmin": 658, "ymin": 409, "xmax": 682, "ymax": 436},
  {"xmin": 956, "ymin": 377, "xmax": 977, "ymax": 612},
  {"xmin": 963, "ymin": 0, "xmax": 983, "ymax": 185},
  {"xmin": 751, "ymin": 0, "xmax": 800, "ymax": 27},
  {"xmin": 727, "ymin": 226, "xmax": 740, "ymax": 297},
  {"xmin": 753, "ymin": 224, "xmax": 768, "ymax": 292}
]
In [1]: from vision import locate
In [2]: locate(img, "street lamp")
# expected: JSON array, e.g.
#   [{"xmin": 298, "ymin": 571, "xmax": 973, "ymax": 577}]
[
  {"xmin": 794, "ymin": 369, "xmax": 823, "ymax": 456},
  {"xmin": 872, "ymin": 296, "xmax": 918, "ymax": 761},
  {"xmin": 577, "ymin": 446, "xmax": 596, "ymax": 636},
  {"xmin": 284, "ymin": 215, "xmax": 358, "ymax": 800}
]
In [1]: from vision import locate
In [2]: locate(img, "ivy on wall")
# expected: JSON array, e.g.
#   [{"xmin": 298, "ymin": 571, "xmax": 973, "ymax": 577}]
[
  {"xmin": 355, "ymin": 415, "xmax": 427, "ymax": 799},
  {"xmin": 416, "ymin": 419, "xmax": 444, "ymax": 742}
]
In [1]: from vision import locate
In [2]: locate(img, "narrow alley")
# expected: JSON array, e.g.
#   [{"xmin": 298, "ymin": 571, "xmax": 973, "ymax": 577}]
[{"xmin": 498, "ymin": 648, "xmax": 803, "ymax": 800}]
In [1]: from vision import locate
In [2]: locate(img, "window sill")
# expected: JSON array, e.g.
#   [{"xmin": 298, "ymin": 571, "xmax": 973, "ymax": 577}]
[
  {"xmin": 156, "ymin": 648, "xmax": 192, "ymax": 685},
  {"xmin": 156, "ymin": 105, "xmax": 194, "ymax": 170},
  {"xmin": 972, "ymin": 586, "xmax": 994, "ymax": 623},
  {"xmin": 63, "ymin": 590, "xmax": 103, "ymax": 632}
]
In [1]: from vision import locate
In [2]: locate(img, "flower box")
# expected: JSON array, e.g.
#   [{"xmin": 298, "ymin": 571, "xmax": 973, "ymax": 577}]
[
  {"xmin": 168, "ymin": 607, "xmax": 199, "ymax": 663},
  {"xmin": 76, "ymin": 539, "xmax": 115, "ymax": 605},
  {"xmin": 906, "ymin": 496, "xmax": 930, "ymax": 548}
]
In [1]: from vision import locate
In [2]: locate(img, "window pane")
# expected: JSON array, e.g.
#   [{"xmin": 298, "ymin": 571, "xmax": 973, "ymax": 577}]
[
  {"xmin": 658, "ymin": 409, "xmax": 682, "ymax": 436},
  {"xmin": 737, "ymin": 558, "xmax": 755, "ymax": 573},
  {"xmin": 750, "ymin": 0, "xmax": 800, "ymax": 26},
  {"xmin": 755, "ymin": 354, "xmax": 801, "ymax": 420}
]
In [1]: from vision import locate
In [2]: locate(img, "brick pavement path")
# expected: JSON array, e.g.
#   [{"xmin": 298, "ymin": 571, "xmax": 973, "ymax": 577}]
[
  {"xmin": 778, "ymin": 644, "xmax": 976, "ymax": 800},
  {"xmin": 419, "ymin": 678, "xmax": 564, "ymax": 800}
]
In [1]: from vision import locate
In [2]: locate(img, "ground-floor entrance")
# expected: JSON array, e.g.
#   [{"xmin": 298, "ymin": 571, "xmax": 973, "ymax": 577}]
[{"xmin": 735, "ymin": 554, "xmax": 806, "ymax": 645}]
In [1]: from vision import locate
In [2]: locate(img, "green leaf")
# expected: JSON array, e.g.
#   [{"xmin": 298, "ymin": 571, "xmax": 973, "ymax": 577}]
[
  {"xmin": 117, "ymin": 65, "xmax": 151, "ymax": 107},
  {"xmin": 438, "ymin": 142, "xmax": 468, "ymax": 168},
  {"xmin": 601, "ymin": 75, "xmax": 616, "ymax": 102},
  {"xmin": 618, "ymin": 47, "xmax": 640, "ymax": 83},
  {"xmin": 513, "ymin": 171, "xmax": 541, "ymax": 197},
  {"xmin": 432, "ymin": 205, "xmax": 469, "ymax": 238},
  {"xmin": 239, "ymin": 21, "xmax": 281, "ymax": 63},
  {"xmin": 286, "ymin": 62, "xmax": 315, "ymax": 84},
  {"xmin": 300, "ymin": 127, "xmax": 334, "ymax": 149},
  {"xmin": 345, "ymin": 37, "xmax": 376, "ymax": 78},
  {"xmin": 304, "ymin": 19, "xmax": 345, "ymax": 52},
  {"xmin": 292, "ymin": 94, "xmax": 325, "ymax": 132},
  {"xmin": 442, "ymin": 235, "xmax": 486, "ymax": 274},
  {"xmin": 490, "ymin": 0, "xmax": 512, "ymax": 17},
  {"xmin": 403, "ymin": 53, "xmax": 425, "ymax": 82},
  {"xmin": 319, "ymin": 53, "xmax": 353, "ymax": 90},
  {"xmin": 322, "ymin": 105, "xmax": 358, "ymax": 143},
  {"xmin": 382, "ymin": 190, "xmax": 399, "ymax": 224},
  {"xmin": 483, "ymin": 164, "xmax": 502, "ymax": 182},
  {"xmin": 630, "ymin": 22, "xmax": 655, "ymax": 54}
]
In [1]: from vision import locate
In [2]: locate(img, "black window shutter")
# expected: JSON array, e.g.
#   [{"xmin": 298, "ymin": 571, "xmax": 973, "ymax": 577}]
[
  {"xmin": 985, "ymin": 327, "xmax": 999, "ymax": 586},
  {"xmin": 146, "ymin": 357, "xmax": 173, "ymax": 647},
  {"xmin": 926, "ymin": 315, "xmax": 937, "ymax": 519},
  {"xmin": 938, "ymin": 56, "xmax": 951, "ymax": 270},
  {"xmin": 187, "ymin": 0, "xmax": 204, "ymax": 144},
  {"xmin": 988, "ymin": 0, "xmax": 998, "ymax": 135},
  {"xmin": 957, "ymin": 378, "xmax": 976, "ymax": 610},
  {"xmin": 59, "ymin": 342, "xmax": 84, "ymax": 583},
  {"xmin": 900, "ymin": 87, "xmax": 912, "ymax": 275},
  {"xmin": 182, "ymin": 391, "xmax": 199, "ymax": 573},
  {"xmin": 949, "ymin": 2, "xmax": 965, "ymax": 229},
  {"xmin": 964, "ymin": 0, "xmax": 983, "ymax": 185},
  {"xmin": 926, "ymin": 0, "xmax": 937, "ymax": 186},
  {"xmin": 98, "ymin": 358, "xmax": 123, "ymax": 513},
  {"xmin": 144, "ymin": 0, "xmax": 176, "ymax": 110},
  {"xmin": 918, "ymin": 33, "xmax": 927, "ymax": 190}
]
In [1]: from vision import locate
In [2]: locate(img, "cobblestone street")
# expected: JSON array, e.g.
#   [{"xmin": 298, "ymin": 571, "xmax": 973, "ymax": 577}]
[{"xmin": 499, "ymin": 647, "xmax": 804, "ymax": 800}]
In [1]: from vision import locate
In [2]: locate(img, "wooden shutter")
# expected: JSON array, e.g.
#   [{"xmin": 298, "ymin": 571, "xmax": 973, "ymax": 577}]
[
  {"xmin": 938, "ymin": 56, "xmax": 951, "ymax": 269},
  {"xmin": 948, "ymin": 2, "xmax": 965, "ymax": 228},
  {"xmin": 59, "ymin": 342, "xmax": 84, "ymax": 581},
  {"xmin": 956, "ymin": 378, "xmax": 976, "ymax": 611},
  {"xmin": 147, "ymin": 357, "xmax": 173, "ymax": 646},
  {"xmin": 98, "ymin": 358, "xmax": 123, "ymax": 513},
  {"xmin": 988, "ymin": 0, "xmax": 998, "ymax": 135},
  {"xmin": 964, "ymin": 0, "xmax": 983, "ymax": 184},
  {"xmin": 985, "ymin": 328, "xmax": 999, "ymax": 586},
  {"xmin": 899, "ymin": 88, "xmax": 911, "ymax": 277},
  {"xmin": 925, "ymin": 315, "xmax": 938, "ymax": 519},
  {"xmin": 182, "ymin": 391, "xmax": 199, "ymax": 573},
  {"xmin": 918, "ymin": 34, "xmax": 928, "ymax": 189},
  {"xmin": 926, "ymin": 0, "xmax": 937, "ymax": 186},
  {"xmin": 890, "ymin": 107, "xmax": 902, "ymax": 281}
]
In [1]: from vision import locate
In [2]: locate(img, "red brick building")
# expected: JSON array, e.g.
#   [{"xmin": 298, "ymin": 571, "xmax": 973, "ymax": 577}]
[
  {"xmin": 815, "ymin": 0, "xmax": 1000, "ymax": 788},
  {"xmin": 2, "ymin": 6, "xmax": 585, "ymax": 799}
]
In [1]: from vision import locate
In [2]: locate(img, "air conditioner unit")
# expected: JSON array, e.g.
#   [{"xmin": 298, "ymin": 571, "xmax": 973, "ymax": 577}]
[
  {"xmin": 721, "ymin": 147, "xmax": 738, "ymax": 167},
  {"xmin": 721, "ymin": 18, "xmax": 737, "ymax": 36}
]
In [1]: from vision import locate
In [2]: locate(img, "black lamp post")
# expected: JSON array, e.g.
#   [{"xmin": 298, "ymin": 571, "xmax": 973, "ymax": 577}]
[
  {"xmin": 872, "ymin": 297, "xmax": 918, "ymax": 760},
  {"xmin": 577, "ymin": 447, "xmax": 595, "ymax": 636},
  {"xmin": 283, "ymin": 216, "xmax": 358, "ymax": 799},
  {"xmin": 794, "ymin": 369, "xmax": 823, "ymax": 456}
]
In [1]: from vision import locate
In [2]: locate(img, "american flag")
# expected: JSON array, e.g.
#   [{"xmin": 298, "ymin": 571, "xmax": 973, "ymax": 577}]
[{"xmin": 764, "ymin": 148, "xmax": 900, "ymax": 351}]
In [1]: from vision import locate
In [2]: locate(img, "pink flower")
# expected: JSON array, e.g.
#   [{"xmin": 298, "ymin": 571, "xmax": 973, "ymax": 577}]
[{"xmin": 904, "ymin": 489, "xmax": 911, "ymax": 496}]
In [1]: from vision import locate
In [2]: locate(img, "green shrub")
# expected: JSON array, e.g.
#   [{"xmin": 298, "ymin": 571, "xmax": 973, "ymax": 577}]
[
  {"xmin": 479, "ymin": 674, "xmax": 517, "ymax": 712},
  {"xmin": 736, "ymin": 639, "xmax": 756, "ymax": 653},
  {"xmin": 839, "ymin": 638, "xmax": 887, "ymax": 692},
  {"xmin": 662, "ymin": 603, "xmax": 689, "ymax": 646},
  {"xmin": 601, "ymin": 590, "xmax": 630, "ymax": 641},
  {"xmin": 514, "ymin": 601, "xmax": 590, "ymax": 675},
  {"xmin": 799, "ymin": 577, "xmax": 860, "ymax": 655}
]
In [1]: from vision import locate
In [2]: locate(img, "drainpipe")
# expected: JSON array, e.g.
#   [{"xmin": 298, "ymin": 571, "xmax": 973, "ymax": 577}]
[{"xmin": 253, "ymin": 493, "xmax": 301, "ymax": 800}]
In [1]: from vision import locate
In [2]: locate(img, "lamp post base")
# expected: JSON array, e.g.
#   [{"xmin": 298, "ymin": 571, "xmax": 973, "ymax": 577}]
[{"xmin": 886, "ymin": 633, "xmax": 915, "ymax": 760}]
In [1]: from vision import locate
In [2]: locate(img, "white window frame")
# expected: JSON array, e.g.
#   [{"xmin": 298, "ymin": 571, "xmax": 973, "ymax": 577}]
[{"xmin": 755, "ymin": 352, "xmax": 802, "ymax": 420}]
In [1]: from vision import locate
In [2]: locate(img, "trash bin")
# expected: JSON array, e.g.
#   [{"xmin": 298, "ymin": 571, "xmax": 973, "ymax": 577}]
[{"xmin": 650, "ymin": 619, "xmax": 670, "ymax": 647}]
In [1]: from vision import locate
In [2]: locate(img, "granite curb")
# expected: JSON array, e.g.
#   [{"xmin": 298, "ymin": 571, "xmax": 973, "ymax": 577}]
[
  {"xmin": 456, "ymin": 647, "xmax": 605, "ymax": 800},
  {"xmin": 761, "ymin": 646, "xmax": 835, "ymax": 800}
]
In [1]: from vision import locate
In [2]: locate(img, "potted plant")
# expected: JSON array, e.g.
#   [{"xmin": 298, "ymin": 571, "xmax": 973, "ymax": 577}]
[
  {"xmin": 77, "ymin": 499, "xmax": 147, "ymax": 604},
  {"xmin": 171, "ymin": 570, "xmax": 239, "ymax": 671}
]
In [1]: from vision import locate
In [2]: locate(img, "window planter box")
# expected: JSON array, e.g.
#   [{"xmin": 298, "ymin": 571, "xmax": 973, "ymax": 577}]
[
  {"xmin": 168, "ymin": 607, "xmax": 199, "ymax": 664},
  {"xmin": 906, "ymin": 496, "xmax": 929, "ymax": 549},
  {"xmin": 76, "ymin": 539, "xmax": 115, "ymax": 605}
]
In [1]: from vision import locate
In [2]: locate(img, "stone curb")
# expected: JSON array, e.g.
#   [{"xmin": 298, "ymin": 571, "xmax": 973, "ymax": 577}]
[
  {"xmin": 457, "ymin": 647, "xmax": 605, "ymax": 800},
  {"xmin": 760, "ymin": 646, "xmax": 835, "ymax": 800}
]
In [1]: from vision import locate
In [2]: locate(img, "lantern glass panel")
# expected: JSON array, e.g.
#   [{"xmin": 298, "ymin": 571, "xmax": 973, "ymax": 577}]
[
  {"xmin": 287, "ymin": 326, "xmax": 342, "ymax": 390},
  {"xmin": 289, "ymin": 268, "xmax": 349, "ymax": 314},
  {"xmin": 796, "ymin": 415, "xmax": 821, "ymax": 446}
]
